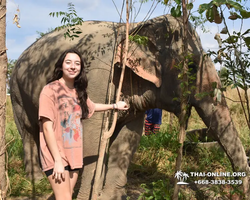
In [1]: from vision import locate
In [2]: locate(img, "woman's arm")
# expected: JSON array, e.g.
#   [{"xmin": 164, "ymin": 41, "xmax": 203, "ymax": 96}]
[
  {"xmin": 94, "ymin": 101, "xmax": 128, "ymax": 112},
  {"xmin": 41, "ymin": 118, "xmax": 65, "ymax": 181}
]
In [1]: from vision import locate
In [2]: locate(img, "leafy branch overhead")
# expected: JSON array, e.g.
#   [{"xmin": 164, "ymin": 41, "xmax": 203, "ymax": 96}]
[
  {"xmin": 170, "ymin": 0, "xmax": 194, "ymax": 17},
  {"xmin": 129, "ymin": 35, "xmax": 148, "ymax": 45},
  {"xmin": 49, "ymin": 3, "xmax": 84, "ymax": 40},
  {"xmin": 198, "ymin": 0, "xmax": 250, "ymax": 21},
  {"xmin": 197, "ymin": 0, "xmax": 250, "ymax": 129},
  {"xmin": 198, "ymin": 0, "xmax": 250, "ymax": 48}
]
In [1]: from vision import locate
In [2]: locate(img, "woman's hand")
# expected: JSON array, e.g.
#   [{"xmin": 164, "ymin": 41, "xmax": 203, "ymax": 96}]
[
  {"xmin": 115, "ymin": 101, "xmax": 129, "ymax": 110},
  {"xmin": 53, "ymin": 159, "xmax": 65, "ymax": 182}
]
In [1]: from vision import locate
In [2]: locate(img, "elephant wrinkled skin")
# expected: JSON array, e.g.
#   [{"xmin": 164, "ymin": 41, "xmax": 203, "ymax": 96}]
[{"xmin": 10, "ymin": 15, "xmax": 249, "ymax": 199}]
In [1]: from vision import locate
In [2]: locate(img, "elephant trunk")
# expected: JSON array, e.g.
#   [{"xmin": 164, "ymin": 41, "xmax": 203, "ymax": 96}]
[{"xmin": 130, "ymin": 91, "xmax": 158, "ymax": 112}]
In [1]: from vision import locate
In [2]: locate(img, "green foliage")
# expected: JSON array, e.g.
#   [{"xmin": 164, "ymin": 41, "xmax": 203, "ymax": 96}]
[
  {"xmin": 131, "ymin": 127, "xmax": 181, "ymax": 179},
  {"xmin": 7, "ymin": 59, "xmax": 15, "ymax": 80},
  {"xmin": 196, "ymin": 0, "xmax": 250, "ymax": 128},
  {"xmin": 216, "ymin": 51, "xmax": 250, "ymax": 91},
  {"xmin": 6, "ymin": 59, "xmax": 16, "ymax": 93},
  {"xmin": 36, "ymin": 28, "xmax": 54, "ymax": 40},
  {"xmin": 6, "ymin": 122, "xmax": 23, "ymax": 160},
  {"xmin": 210, "ymin": 30, "xmax": 250, "ymax": 126},
  {"xmin": 198, "ymin": 0, "xmax": 250, "ymax": 22},
  {"xmin": 174, "ymin": 55, "xmax": 197, "ymax": 103},
  {"xmin": 189, "ymin": 14, "xmax": 209, "ymax": 33},
  {"xmin": 198, "ymin": 1, "xmax": 250, "ymax": 48},
  {"xmin": 136, "ymin": 128, "xmax": 179, "ymax": 199},
  {"xmin": 194, "ymin": 81, "xmax": 223, "ymax": 103},
  {"xmin": 194, "ymin": 91, "xmax": 211, "ymax": 100},
  {"xmin": 129, "ymin": 35, "xmax": 148, "ymax": 45},
  {"xmin": 197, "ymin": 147, "xmax": 228, "ymax": 170},
  {"xmin": 169, "ymin": 0, "xmax": 194, "ymax": 19},
  {"xmin": 140, "ymin": 0, "xmax": 164, "ymax": 3},
  {"xmin": 171, "ymin": 4, "xmax": 182, "ymax": 17},
  {"xmin": 139, "ymin": 179, "xmax": 173, "ymax": 200},
  {"xmin": 139, "ymin": 128, "xmax": 180, "ymax": 151},
  {"xmin": 49, "ymin": 2, "xmax": 84, "ymax": 40},
  {"xmin": 9, "ymin": 174, "xmax": 51, "ymax": 197},
  {"xmin": 169, "ymin": 0, "xmax": 194, "ymax": 18}
]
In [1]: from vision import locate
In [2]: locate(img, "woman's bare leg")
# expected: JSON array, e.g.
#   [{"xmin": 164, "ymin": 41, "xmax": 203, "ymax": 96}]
[
  {"xmin": 69, "ymin": 170, "xmax": 79, "ymax": 195},
  {"xmin": 48, "ymin": 171, "xmax": 72, "ymax": 200}
]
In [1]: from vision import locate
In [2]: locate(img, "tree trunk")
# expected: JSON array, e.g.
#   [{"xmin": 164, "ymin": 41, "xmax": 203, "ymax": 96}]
[
  {"xmin": 173, "ymin": 0, "xmax": 189, "ymax": 199},
  {"xmin": 0, "ymin": 0, "xmax": 7, "ymax": 199}
]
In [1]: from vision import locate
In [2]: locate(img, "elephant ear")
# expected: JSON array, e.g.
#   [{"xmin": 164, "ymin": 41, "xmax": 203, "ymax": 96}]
[{"xmin": 114, "ymin": 37, "xmax": 162, "ymax": 88}]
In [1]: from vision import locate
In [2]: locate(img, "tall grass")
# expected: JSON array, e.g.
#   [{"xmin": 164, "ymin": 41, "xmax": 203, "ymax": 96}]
[{"xmin": 5, "ymin": 96, "xmax": 52, "ymax": 198}]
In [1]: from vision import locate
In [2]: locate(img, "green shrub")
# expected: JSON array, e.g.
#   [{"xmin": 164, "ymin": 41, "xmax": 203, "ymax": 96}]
[
  {"xmin": 138, "ymin": 179, "xmax": 173, "ymax": 200},
  {"xmin": 139, "ymin": 127, "xmax": 180, "ymax": 151},
  {"xmin": 6, "ymin": 121, "xmax": 23, "ymax": 160}
]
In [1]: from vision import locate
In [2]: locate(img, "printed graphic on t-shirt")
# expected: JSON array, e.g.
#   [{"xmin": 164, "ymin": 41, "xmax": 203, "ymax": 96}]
[{"xmin": 58, "ymin": 95, "xmax": 82, "ymax": 149}]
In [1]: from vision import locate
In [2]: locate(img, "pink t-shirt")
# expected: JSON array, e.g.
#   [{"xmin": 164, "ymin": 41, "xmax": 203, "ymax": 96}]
[{"xmin": 38, "ymin": 80, "xmax": 95, "ymax": 171}]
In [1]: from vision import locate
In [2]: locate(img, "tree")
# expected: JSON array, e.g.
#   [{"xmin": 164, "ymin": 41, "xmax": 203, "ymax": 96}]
[
  {"xmin": 49, "ymin": 2, "xmax": 84, "ymax": 40},
  {"xmin": 171, "ymin": 1, "xmax": 190, "ymax": 199},
  {"xmin": 0, "ymin": 0, "xmax": 7, "ymax": 199},
  {"xmin": 6, "ymin": 59, "xmax": 16, "ymax": 94},
  {"xmin": 198, "ymin": 0, "xmax": 250, "ymax": 131},
  {"xmin": 35, "ymin": 3, "xmax": 84, "ymax": 42}
]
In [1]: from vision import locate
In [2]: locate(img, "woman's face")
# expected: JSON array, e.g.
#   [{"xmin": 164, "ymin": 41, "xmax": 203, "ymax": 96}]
[{"xmin": 62, "ymin": 53, "xmax": 81, "ymax": 81}]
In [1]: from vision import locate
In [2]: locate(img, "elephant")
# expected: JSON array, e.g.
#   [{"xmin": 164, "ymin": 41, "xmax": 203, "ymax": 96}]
[{"xmin": 10, "ymin": 14, "xmax": 249, "ymax": 199}]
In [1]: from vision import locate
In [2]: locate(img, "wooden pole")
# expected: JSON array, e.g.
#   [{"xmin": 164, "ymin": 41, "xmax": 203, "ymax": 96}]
[{"xmin": 92, "ymin": 0, "xmax": 130, "ymax": 199}]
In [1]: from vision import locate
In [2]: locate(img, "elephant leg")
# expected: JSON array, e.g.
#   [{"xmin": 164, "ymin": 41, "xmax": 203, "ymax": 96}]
[
  {"xmin": 11, "ymin": 83, "xmax": 43, "ymax": 181},
  {"xmin": 78, "ymin": 113, "xmax": 104, "ymax": 200},
  {"xmin": 195, "ymin": 100, "xmax": 250, "ymax": 194},
  {"xmin": 99, "ymin": 113, "xmax": 145, "ymax": 200},
  {"xmin": 13, "ymin": 102, "xmax": 42, "ymax": 181},
  {"xmin": 22, "ymin": 126, "xmax": 43, "ymax": 182}
]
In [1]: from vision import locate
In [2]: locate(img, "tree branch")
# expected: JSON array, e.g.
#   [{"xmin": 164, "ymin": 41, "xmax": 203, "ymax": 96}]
[{"xmin": 224, "ymin": 96, "xmax": 246, "ymax": 103}]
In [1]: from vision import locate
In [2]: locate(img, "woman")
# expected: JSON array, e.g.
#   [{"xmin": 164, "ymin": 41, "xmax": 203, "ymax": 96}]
[{"xmin": 39, "ymin": 48, "xmax": 128, "ymax": 199}]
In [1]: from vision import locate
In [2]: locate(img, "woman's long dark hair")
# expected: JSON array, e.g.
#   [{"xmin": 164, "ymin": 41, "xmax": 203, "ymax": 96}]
[{"xmin": 48, "ymin": 48, "xmax": 89, "ymax": 119}]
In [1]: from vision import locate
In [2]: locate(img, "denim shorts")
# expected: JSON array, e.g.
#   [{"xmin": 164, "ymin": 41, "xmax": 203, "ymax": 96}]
[{"xmin": 44, "ymin": 165, "xmax": 80, "ymax": 177}]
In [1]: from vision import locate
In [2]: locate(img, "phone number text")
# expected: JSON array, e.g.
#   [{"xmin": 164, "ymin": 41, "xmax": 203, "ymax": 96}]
[{"xmin": 194, "ymin": 180, "xmax": 242, "ymax": 185}]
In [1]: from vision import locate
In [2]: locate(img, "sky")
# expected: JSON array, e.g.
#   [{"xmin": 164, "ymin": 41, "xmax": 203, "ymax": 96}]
[{"xmin": 6, "ymin": 0, "xmax": 250, "ymax": 62}]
